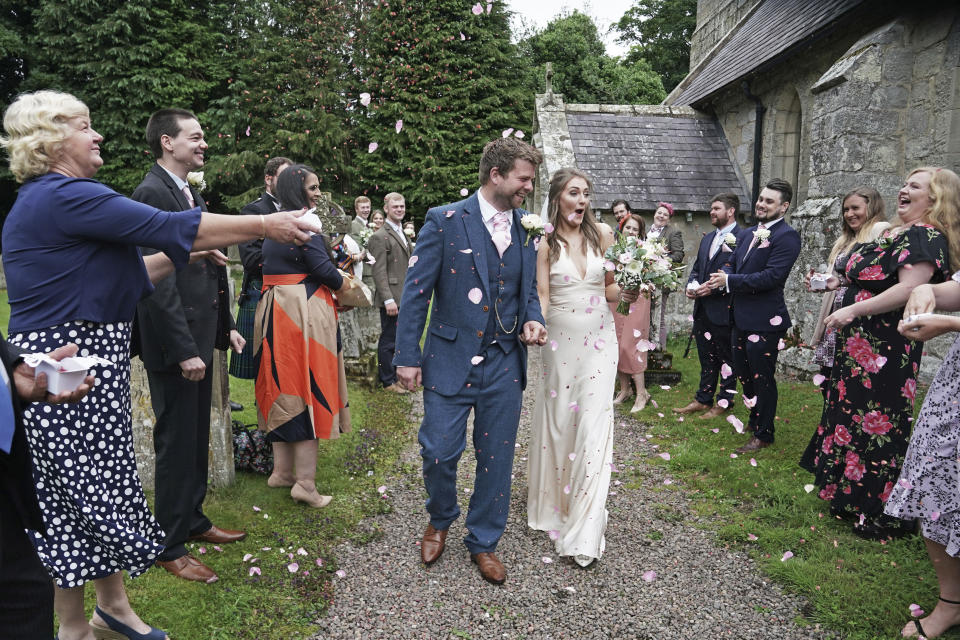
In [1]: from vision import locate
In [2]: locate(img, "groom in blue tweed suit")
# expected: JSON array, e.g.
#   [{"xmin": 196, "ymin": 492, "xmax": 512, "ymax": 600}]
[{"xmin": 394, "ymin": 138, "xmax": 547, "ymax": 585}]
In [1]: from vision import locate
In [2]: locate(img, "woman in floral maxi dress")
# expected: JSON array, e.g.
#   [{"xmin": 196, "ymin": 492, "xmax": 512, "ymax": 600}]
[{"xmin": 800, "ymin": 168, "xmax": 954, "ymax": 540}]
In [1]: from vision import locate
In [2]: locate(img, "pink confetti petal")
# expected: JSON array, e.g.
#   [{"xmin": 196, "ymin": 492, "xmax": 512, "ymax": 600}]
[
  {"xmin": 660, "ymin": 385, "xmax": 671, "ymax": 390},
  {"xmin": 663, "ymin": 479, "xmax": 673, "ymax": 485},
  {"xmin": 367, "ymin": 142, "xmax": 378, "ymax": 153},
  {"xmin": 658, "ymin": 452, "xmax": 671, "ymax": 461},
  {"xmin": 769, "ymin": 315, "xmax": 783, "ymax": 326},
  {"xmin": 650, "ymin": 399, "xmax": 658, "ymax": 409},
  {"xmin": 550, "ymin": 389, "xmax": 557, "ymax": 398},
  {"xmin": 408, "ymin": 255, "xmax": 419, "ymax": 267},
  {"xmin": 359, "ymin": 92, "xmax": 371, "ymax": 106},
  {"xmin": 460, "ymin": 31, "xmax": 466, "ymax": 40},
  {"xmin": 471, "ymin": 2, "xmax": 483, "ymax": 14},
  {"xmin": 717, "ymin": 399, "xmax": 729, "ymax": 409},
  {"xmin": 297, "ymin": 547, "xmax": 307, "ymax": 556},
  {"xmin": 395, "ymin": 119, "xmax": 403, "ymax": 134},
  {"xmin": 550, "ymin": 340, "xmax": 559, "ymax": 351},
  {"xmin": 544, "ymin": 223, "xmax": 554, "ymax": 233},
  {"xmin": 459, "ymin": 188, "xmax": 468, "ymax": 196},
  {"xmin": 198, "ymin": 547, "xmax": 206, "ymax": 554},
  {"xmin": 542, "ymin": 556, "xmax": 553, "ymax": 563},
  {"xmin": 467, "ymin": 288, "xmax": 482, "ymax": 304},
  {"xmin": 594, "ymin": 338, "xmax": 606, "ymax": 350},
  {"xmin": 245, "ymin": 125, "xmax": 251, "ymax": 137},
  {"xmin": 589, "ymin": 295, "xmax": 600, "ymax": 307},
  {"xmin": 445, "ymin": 209, "xmax": 456, "ymax": 218},
  {"xmin": 459, "ymin": 248, "xmax": 473, "ymax": 254},
  {"xmin": 711, "ymin": 428, "xmax": 719, "ymax": 433},
  {"xmin": 377, "ymin": 485, "xmax": 387, "ymax": 494},
  {"xmin": 743, "ymin": 395, "xmax": 757, "ymax": 408},
  {"xmin": 249, "ymin": 566, "xmax": 261, "ymax": 576},
  {"xmin": 287, "ymin": 562, "xmax": 299, "ymax": 573},
  {"xmin": 641, "ymin": 570, "xmax": 657, "ymax": 582},
  {"xmin": 657, "ymin": 412, "xmax": 665, "ymax": 418},
  {"xmin": 910, "ymin": 603, "xmax": 924, "ymax": 617},
  {"xmin": 563, "ymin": 485, "xmax": 571, "ymax": 494},
  {"xmin": 898, "ymin": 478, "xmax": 913, "ymax": 489},
  {"xmin": 720, "ymin": 363, "xmax": 732, "ymax": 379},
  {"xmin": 730, "ymin": 453, "xmax": 738, "ymax": 458},
  {"xmin": 252, "ymin": 505, "xmax": 261, "ymax": 512},
  {"xmin": 931, "ymin": 511, "xmax": 941, "ymax": 521},
  {"xmin": 548, "ymin": 529, "xmax": 560, "ymax": 540},
  {"xmin": 568, "ymin": 452, "xmax": 577, "ymax": 461},
  {"xmin": 502, "ymin": 127, "xmax": 514, "ymax": 138},
  {"xmin": 243, "ymin": 553, "xmax": 253, "ymax": 562},
  {"xmin": 812, "ymin": 374, "xmax": 826, "ymax": 386},
  {"xmin": 486, "ymin": 2, "xmax": 492, "ymax": 13},
  {"xmin": 514, "ymin": 130, "xmax": 525, "ymax": 139},
  {"xmin": 470, "ymin": 355, "xmax": 485, "ymax": 366},
  {"xmin": 335, "ymin": 569, "xmax": 346, "ymax": 578},
  {"xmin": 727, "ymin": 415, "xmax": 744, "ymax": 433},
  {"xmin": 568, "ymin": 402, "xmax": 579, "ymax": 412},
  {"xmin": 781, "ymin": 551, "xmax": 794, "ymax": 562},
  {"xmin": 704, "ymin": 331, "xmax": 712, "ymax": 340},
  {"xmin": 747, "ymin": 334, "xmax": 760, "ymax": 343},
  {"xmin": 750, "ymin": 458, "xmax": 758, "ymax": 467},
  {"xmin": 747, "ymin": 533, "xmax": 758, "ymax": 541}
]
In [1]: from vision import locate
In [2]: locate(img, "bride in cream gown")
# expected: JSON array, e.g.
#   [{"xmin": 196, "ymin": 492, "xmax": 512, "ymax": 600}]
[{"xmin": 527, "ymin": 168, "xmax": 631, "ymax": 567}]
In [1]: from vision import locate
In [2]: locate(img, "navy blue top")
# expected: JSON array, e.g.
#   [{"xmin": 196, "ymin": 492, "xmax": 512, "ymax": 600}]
[
  {"xmin": 3, "ymin": 173, "xmax": 201, "ymax": 333},
  {"xmin": 262, "ymin": 235, "xmax": 343, "ymax": 290}
]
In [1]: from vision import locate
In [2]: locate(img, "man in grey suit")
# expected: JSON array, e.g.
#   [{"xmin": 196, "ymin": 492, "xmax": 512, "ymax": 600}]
[
  {"xmin": 132, "ymin": 109, "xmax": 247, "ymax": 584},
  {"xmin": 367, "ymin": 192, "xmax": 411, "ymax": 393},
  {"xmin": 351, "ymin": 195, "xmax": 372, "ymax": 236}
]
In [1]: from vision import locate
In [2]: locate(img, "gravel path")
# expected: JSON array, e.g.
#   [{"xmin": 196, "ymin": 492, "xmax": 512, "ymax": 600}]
[{"xmin": 313, "ymin": 349, "xmax": 832, "ymax": 640}]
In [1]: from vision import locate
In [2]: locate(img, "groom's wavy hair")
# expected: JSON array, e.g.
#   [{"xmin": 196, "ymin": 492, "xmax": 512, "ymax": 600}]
[
  {"xmin": 546, "ymin": 168, "xmax": 603, "ymax": 264},
  {"xmin": 478, "ymin": 137, "xmax": 543, "ymax": 185}
]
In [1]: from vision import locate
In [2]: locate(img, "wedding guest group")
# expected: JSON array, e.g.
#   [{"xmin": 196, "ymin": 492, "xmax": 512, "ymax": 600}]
[
  {"xmin": 611, "ymin": 214, "xmax": 653, "ymax": 413},
  {"xmin": 0, "ymin": 90, "xmax": 318, "ymax": 640},
  {"xmin": 612, "ymin": 198, "xmax": 633, "ymax": 237},
  {"xmin": 394, "ymin": 137, "xmax": 547, "ymax": 585},
  {"xmin": 674, "ymin": 192, "xmax": 746, "ymax": 419},
  {"xmin": 369, "ymin": 192, "xmax": 413, "ymax": 393},
  {"xmin": 133, "ymin": 108, "xmax": 249, "ymax": 586}
]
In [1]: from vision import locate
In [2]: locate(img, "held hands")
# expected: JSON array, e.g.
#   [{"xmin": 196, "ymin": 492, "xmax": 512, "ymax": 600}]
[
  {"xmin": 397, "ymin": 365, "xmax": 422, "ymax": 391},
  {"xmin": 179, "ymin": 356, "xmax": 206, "ymax": 381},
  {"xmin": 898, "ymin": 314, "xmax": 958, "ymax": 341},
  {"xmin": 824, "ymin": 306, "xmax": 857, "ymax": 330},
  {"xmin": 903, "ymin": 283, "xmax": 936, "ymax": 318},
  {"xmin": 522, "ymin": 321, "xmax": 548, "ymax": 346},
  {"xmin": 13, "ymin": 343, "xmax": 96, "ymax": 404},
  {"xmin": 685, "ymin": 284, "xmax": 713, "ymax": 299},
  {"xmin": 229, "ymin": 330, "xmax": 246, "ymax": 355},
  {"xmin": 706, "ymin": 272, "xmax": 727, "ymax": 290},
  {"xmin": 267, "ymin": 210, "xmax": 321, "ymax": 246}
]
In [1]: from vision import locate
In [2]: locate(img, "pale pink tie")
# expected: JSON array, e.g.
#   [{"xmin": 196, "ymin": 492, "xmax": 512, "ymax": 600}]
[
  {"xmin": 746, "ymin": 222, "xmax": 765, "ymax": 256},
  {"xmin": 182, "ymin": 185, "xmax": 195, "ymax": 208},
  {"xmin": 492, "ymin": 212, "xmax": 511, "ymax": 257}
]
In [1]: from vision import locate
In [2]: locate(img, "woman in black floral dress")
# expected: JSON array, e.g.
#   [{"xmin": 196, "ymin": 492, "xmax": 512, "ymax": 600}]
[{"xmin": 800, "ymin": 168, "xmax": 956, "ymax": 540}]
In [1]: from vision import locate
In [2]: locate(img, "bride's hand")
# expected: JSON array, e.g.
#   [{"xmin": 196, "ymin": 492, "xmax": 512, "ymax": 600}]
[
  {"xmin": 522, "ymin": 321, "xmax": 547, "ymax": 346},
  {"xmin": 618, "ymin": 288, "xmax": 639, "ymax": 305}
]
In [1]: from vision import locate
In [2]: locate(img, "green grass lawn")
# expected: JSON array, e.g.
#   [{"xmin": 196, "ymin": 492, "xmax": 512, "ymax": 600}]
[{"xmin": 628, "ymin": 336, "xmax": 949, "ymax": 640}]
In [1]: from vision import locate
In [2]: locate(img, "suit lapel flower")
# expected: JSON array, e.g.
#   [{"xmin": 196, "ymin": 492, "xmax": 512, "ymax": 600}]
[
  {"xmin": 721, "ymin": 232, "xmax": 737, "ymax": 252},
  {"xmin": 186, "ymin": 171, "xmax": 206, "ymax": 192}
]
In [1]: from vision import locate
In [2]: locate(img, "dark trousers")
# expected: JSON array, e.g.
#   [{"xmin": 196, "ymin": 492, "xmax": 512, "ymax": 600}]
[
  {"xmin": 148, "ymin": 369, "xmax": 214, "ymax": 561},
  {"xmin": 378, "ymin": 308, "xmax": 398, "ymax": 387},
  {"xmin": 731, "ymin": 326, "xmax": 785, "ymax": 443},
  {"xmin": 0, "ymin": 490, "xmax": 53, "ymax": 639},
  {"xmin": 693, "ymin": 315, "xmax": 736, "ymax": 406}
]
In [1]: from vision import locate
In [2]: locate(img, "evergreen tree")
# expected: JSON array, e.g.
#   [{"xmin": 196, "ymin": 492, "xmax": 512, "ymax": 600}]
[
  {"xmin": 351, "ymin": 0, "xmax": 531, "ymax": 220},
  {"xmin": 616, "ymin": 0, "xmax": 697, "ymax": 92}
]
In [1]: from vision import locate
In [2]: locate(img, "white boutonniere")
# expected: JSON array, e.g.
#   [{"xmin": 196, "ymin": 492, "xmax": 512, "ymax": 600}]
[
  {"xmin": 753, "ymin": 227, "xmax": 771, "ymax": 248},
  {"xmin": 186, "ymin": 171, "xmax": 207, "ymax": 192},
  {"xmin": 723, "ymin": 232, "xmax": 737, "ymax": 248},
  {"xmin": 520, "ymin": 214, "xmax": 553, "ymax": 246},
  {"xmin": 404, "ymin": 227, "xmax": 415, "ymax": 239}
]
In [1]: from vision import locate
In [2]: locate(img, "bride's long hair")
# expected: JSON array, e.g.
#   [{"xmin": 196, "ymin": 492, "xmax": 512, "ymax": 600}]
[{"xmin": 546, "ymin": 168, "xmax": 603, "ymax": 264}]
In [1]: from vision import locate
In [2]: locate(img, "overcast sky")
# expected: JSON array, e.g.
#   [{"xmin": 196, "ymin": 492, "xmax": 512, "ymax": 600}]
[{"xmin": 506, "ymin": 0, "xmax": 636, "ymax": 57}]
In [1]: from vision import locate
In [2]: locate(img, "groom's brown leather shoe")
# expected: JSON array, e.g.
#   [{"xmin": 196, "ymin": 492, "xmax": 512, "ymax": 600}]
[
  {"xmin": 420, "ymin": 524, "xmax": 448, "ymax": 565},
  {"xmin": 673, "ymin": 400, "xmax": 710, "ymax": 414},
  {"xmin": 698, "ymin": 404, "xmax": 730, "ymax": 419},
  {"xmin": 470, "ymin": 552, "xmax": 506, "ymax": 584}
]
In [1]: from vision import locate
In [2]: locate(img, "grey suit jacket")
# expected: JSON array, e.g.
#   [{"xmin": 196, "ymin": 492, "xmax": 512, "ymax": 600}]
[
  {"xmin": 367, "ymin": 223, "xmax": 411, "ymax": 307},
  {"xmin": 132, "ymin": 163, "xmax": 233, "ymax": 371}
]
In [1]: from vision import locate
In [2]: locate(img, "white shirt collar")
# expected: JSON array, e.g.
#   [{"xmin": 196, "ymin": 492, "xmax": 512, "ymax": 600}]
[
  {"xmin": 159, "ymin": 164, "xmax": 189, "ymax": 191},
  {"xmin": 477, "ymin": 189, "xmax": 510, "ymax": 223},
  {"xmin": 716, "ymin": 221, "xmax": 737, "ymax": 235},
  {"xmin": 385, "ymin": 218, "xmax": 404, "ymax": 237},
  {"xmin": 758, "ymin": 216, "xmax": 783, "ymax": 230}
]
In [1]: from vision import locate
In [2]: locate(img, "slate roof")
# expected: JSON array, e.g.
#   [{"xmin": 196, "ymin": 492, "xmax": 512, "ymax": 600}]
[
  {"xmin": 567, "ymin": 111, "xmax": 748, "ymax": 212},
  {"xmin": 671, "ymin": 0, "xmax": 867, "ymax": 106}
]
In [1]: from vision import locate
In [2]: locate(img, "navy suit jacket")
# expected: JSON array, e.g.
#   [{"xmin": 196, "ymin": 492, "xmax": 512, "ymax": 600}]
[
  {"xmin": 392, "ymin": 192, "xmax": 544, "ymax": 396},
  {"xmin": 688, "ymin": 224, "xmax": 748, "ymax": 326},
  {"xmin": 722, "ymin": 219, "xmax": 801, "ymax": 332}
]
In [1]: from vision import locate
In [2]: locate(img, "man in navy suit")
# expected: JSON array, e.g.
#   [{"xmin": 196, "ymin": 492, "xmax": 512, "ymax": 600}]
[
  {"xmin": 707, "ymin": 179, "xmax": 801, "ymax": 453},
  {"xmin": 394, "ymin": 138, "xmax": 547, "ymax": 585},
  {"xmin": 674, "ymin": 193, "xmax": 747, "ymax": 419}
]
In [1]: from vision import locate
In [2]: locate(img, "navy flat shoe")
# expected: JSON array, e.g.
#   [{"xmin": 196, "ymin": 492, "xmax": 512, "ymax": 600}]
[{"xmin": 89, "ymin": 606, "xmax": 167, "ymax": 640}]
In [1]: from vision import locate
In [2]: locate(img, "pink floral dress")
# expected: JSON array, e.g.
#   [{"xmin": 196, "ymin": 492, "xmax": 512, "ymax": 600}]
[{"xmin": 800, "ymin": 224, "xmax": 949, "ymax": 530}]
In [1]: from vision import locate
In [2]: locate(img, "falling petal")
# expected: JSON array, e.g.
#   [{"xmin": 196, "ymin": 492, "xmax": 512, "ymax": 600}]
[
  {"xmin": 727, "ymin": 414, "xmax": 744, "ymax": 433},
  {"xmin": 633, "ymin": 329, "xmax": 643, "ymax": 338},
  {"xmin": 297, "ymin": 547, "xmax": 307, "ymax": 556},
  {"xmin": 459, "ymin": 248, "xmax": 473, "ymax": 254},
  {"xmin": 445, "ymin": 209, "xmax": 456, "ymax": 217},
  {"xmin": 658, "ymin": 452, "xmax": 671, "ymax": 461},
  {"xmin": 249, "ymin": 566, "xmax": 261, "ymax": 576},
  {"xmin": 471, "ymin": 355, "xmax": 485, "ymax": 366},
  {"xmin": 549, "ymin": 529, "xmax": 560, "ymax": 540},
  {"xmin": 335, "ymin": 569, "xmax": 346, "ymax": 578},
  {"xmin": 720, "ymin": 363, "xmax": 733, "ymax": 379},
  {"xmin": 778, "ymin": 338, "xmax": 787, "ymax": 350},
  {"xmin": 287, "ymin": 562, "xmax": 299, "ymax": 573},
  {"xmin": 245, "ymin": 125, "xmax": 251, "ymax": 136},
  {"xmin": 804, "ymin": 484, "xmax": 815, "ymax": 493},
  {"xmin": 359, "ymin": 92, "xmax": 371, "ymax": 106},
  {"xmin": 550, "ymin": 389, "xmax": 557, "ymax": 398},
  {"xmin": 747, "ymin": 334, "xmax": 760, "ymax": 343},
  {"xmin": 910, "ymin": 604, "xmax": 925, "ymax": 617},
  {"xmin": 515, "ymin": 130, "xmax": 525, "ymax": 138},
  {"xmin": 650, "ymin": 399, "xmax": 658, "ymax": 409},
  {"xmin": 812, "ymin": 374, "xmax": 826, "ymax": 386},
  {"xmin": 660, "ymin": 385, "xmax": 671, "ymax": 390},
  {"xmin": 252, "ymin": 506, "xmax": 261, "ymax": 512},
  {"xmin": 459, "ymin": 188, "xmax": 468, "ymax": 196},
  {"xmin": 781, "ymin": 551, "xmax": 794, "ymax": 562},
  {"xmin": 544, "ymin": 223, "xmax": 554, "ymax": 233},
  {"xmin": 395, "ymin": 120, "xmax": 403, "ymax": 134},
  {"xmin": 471, "ymin": 2, "xmax": 483, "ymax": 15},
  {"xmin": 243, "ymin": 553, "xmax": 253, "ymax": 562},
  {"xmin": 663, "ymin": 479, "xmax": 673, "ymax": 485},
  {"xmin": 730, "ymin": 453, "xmax": 738, "ymax": 459},
  {"xmin": 711, "ymin": 428, "xmax": 719, "ymax": 433},
  {"xmin": 568, "ymin": 402, "xmax": 579, "ymax": 412},
  {"xmin": 550, "ymin": 340, "xmax": 559, "ymax": 351},
  {"xmin": 747, "ymin": 533, "xmax": 758, "ymax": 541},
  {"xmin": 408, "ymin": 255, "xmax": 419, "ymax": 267},
  {"xmin": 486, "ymin": 2, "xmax": 492, "ymax": 13},
  {"xmin": 658, "ymin": 412, "xmax": 665, "ymax": 418},
  {"xmin": 563, "ymin": 485, "xmax": 571, "ymax": 494},
  {"xmin": 717, "ymin": 399, "xmax": 729, "ymax": 408},
  {"xmin": 460, "ymin": 31, "xmax": 466, "ymax": 40},
  {"xmin": 594, "ymin": 338, "xmax": 606, "ymax": 350},
  {"xmin": 704, "ymin": 331, "xmax": 712, "ymax": 340},
  {"xmin": 743, "ymin": 395, "xmax": 757, "ymax": 408},
  {"xmin": 932, "ymin": 511, "xmax": 941, "ymax": 521},
  {"xmin": 542, "ymin": 556, "xmax": 553, "ymax": 563},
  {"xmin": 898, "ymin": 478, "xmax": 913, "ymax": 489},
  {"xmin": 378, "ymin": 485, "xmax": 387, "ymax": 494},
  {"xmin": 467, "ymin": 288, "xmax": 482, "ymax": 304},
  {"xmin": 367, "ymin": 142, "xmax": 378, "ymax": 153},
  {"xmin": 750, "ymin": 458, "xmax": 758, "ymax": 467},
  {"xmin": 502, "ymin": 127, "xmax": 514, "ymax": 138},
  {"xmin": 568, "ymin": 452, "xmax": 577, "ymax": 461},
  {"xmin": 590, "ymin": 295, "xmax": 600, "ymax": 307},
  {"xmin": 641, "ymin": 570, "xmax": 657, "ymax": 582},
  {"xmin": 769, "ymin": 315, "xmax": 783, "ymax": 326},
  {"xmin": 198, "ymin": 547, "xmax": 207, "ymax": 554}
]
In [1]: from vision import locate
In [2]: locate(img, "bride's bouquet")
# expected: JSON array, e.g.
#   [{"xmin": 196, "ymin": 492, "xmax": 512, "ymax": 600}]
[{"xmin": 604, "ymin": 235, "xmax": 685, "ymax": 314}]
